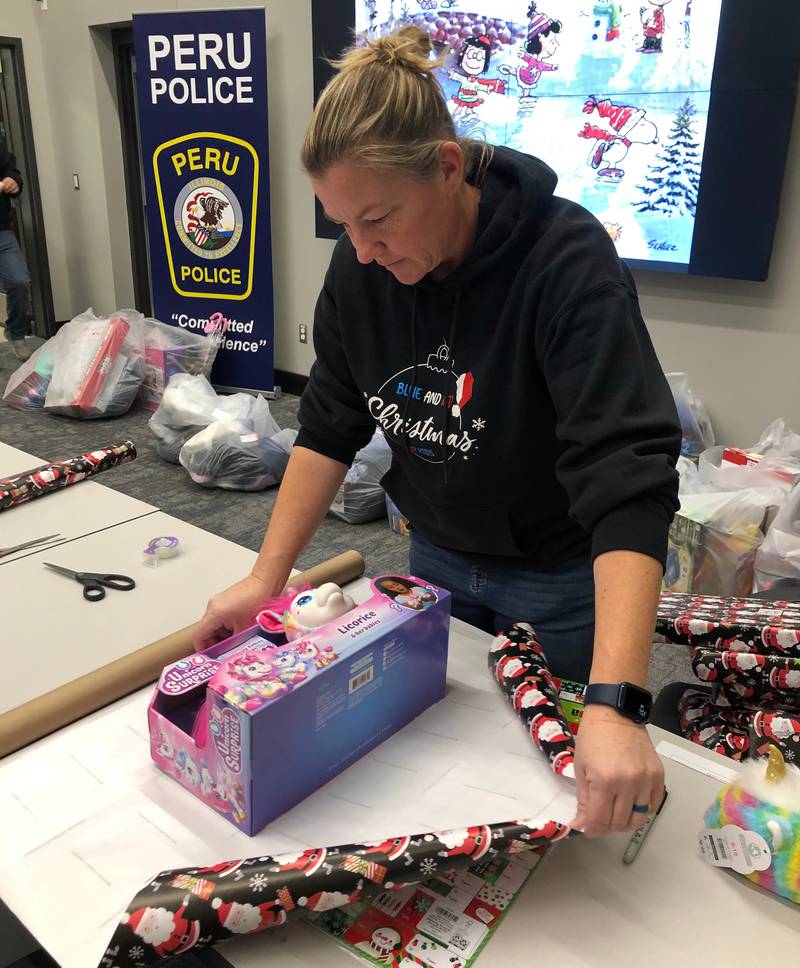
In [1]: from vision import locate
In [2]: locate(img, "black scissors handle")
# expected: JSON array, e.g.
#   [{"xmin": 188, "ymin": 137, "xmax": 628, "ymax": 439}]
[{"xmin": 76, "ymin": 572, "xmax": 136, "ymax": 602}]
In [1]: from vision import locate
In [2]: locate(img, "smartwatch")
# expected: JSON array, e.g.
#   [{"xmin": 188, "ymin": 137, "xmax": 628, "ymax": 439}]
[{"xmin": 584, "ymin": 682, "xmax": 653, "ymax": 725}]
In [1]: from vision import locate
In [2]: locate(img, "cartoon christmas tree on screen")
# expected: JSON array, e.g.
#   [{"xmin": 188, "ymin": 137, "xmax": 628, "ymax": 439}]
[{"xmin": 636, "ymin": 98, "xmax": 701, "ymax": 217}]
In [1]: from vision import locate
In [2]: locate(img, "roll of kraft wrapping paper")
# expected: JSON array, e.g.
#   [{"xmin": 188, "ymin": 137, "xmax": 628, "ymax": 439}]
[
  {"xmin": 488, "ymin": 624, "xmax": 577, "ymax": 778},
  {"xmin": 101, "ymin": 817, "xmax": 569, "ymax": 967},
  {"xmin": 0, "ymin": 549, "xmax": 365, "ymax": 758},
  {"xmin": 0, "ymin": 440, "xmax": 136, "ymax": 512}
]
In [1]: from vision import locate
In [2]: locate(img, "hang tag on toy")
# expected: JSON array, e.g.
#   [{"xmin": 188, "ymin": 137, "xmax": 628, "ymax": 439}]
[
  {"xmin": 143, "ymin": 535, "xmax": 180, "ymax": 567},
  {"xmin": 698, "ymin": 824, "xmax": 771, "ymax": 875}
]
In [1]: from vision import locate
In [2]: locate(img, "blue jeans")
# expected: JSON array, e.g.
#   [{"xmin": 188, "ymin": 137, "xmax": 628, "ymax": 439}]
[
  {"xmin": 409, "ymin": 531, "xmax": 596, "ymax": 684},
  {"xmin": 0, "ymin": 229, "xmax": 30, "ymax": 340}
]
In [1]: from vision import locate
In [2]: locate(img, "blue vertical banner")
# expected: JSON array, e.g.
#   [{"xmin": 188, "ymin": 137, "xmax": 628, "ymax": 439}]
[{"xmin": 133, "ymin": 9, "xmax": 275, "ymax": 392}]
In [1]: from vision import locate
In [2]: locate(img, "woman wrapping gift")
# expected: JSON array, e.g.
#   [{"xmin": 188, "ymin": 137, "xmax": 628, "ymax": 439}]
[{"xmin": 195, "ymin": 27, "xmax": 681, "ymax": 838}]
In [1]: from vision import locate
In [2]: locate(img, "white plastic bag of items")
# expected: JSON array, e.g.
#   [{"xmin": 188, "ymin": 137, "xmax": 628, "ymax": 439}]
[
  {"xmin": 329, "ymin": 431, "xmax": 393, "ymax": 524},
  {"xmin": 137, "ymin": 317, "xmax": 219, "ymax": 411},
  {"xmin": 149, "ymin": 373, "xmax": 277, "ymax": 464},
  {"xmin": 179, "ymin": 419, "xmax": 294, "ymax": 491},
  {"xmin": 667, "ymin": 372, "xmax": 715, "ymax": 458},
  {"xmin": 43, "ymin": 309, "xmax": 146, "ymax": 418},
  {"xmin": 754, "ymin": 484, "xmax": 800, "ymax": 592}
]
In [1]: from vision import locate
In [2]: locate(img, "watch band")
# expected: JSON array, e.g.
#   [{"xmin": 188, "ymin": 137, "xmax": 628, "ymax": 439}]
[{"xmin": 584, "ymin": 683, "xmax": 622, "ymax": 711}]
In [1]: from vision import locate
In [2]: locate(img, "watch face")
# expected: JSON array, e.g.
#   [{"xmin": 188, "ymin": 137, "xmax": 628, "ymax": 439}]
[{"xmin": 619, "ymin": 683, "xmax": 652, "ymax": 724}]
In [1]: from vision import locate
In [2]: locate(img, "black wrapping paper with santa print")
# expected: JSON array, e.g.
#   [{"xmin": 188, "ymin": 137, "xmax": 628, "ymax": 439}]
[
  {"xmin": 0, "ymin": 439, "xmax": 137, "ymax": 512},
  {"xmin": 691, "ymin": 647, "xmax": 800, "ymax": 711},
  {"xmin": 99, "ymin": 817, "xmax": 570, "ymax": 967},
  {"xmin": 656, "ymin": 592, "xmax": 800, "ymax": 656},
  {"xmin": 677, "ymin": 689, "xmax": 751, "ymax": 761},
  {"xmin": 488, "ymin": 624, "xmax": 576, "ymax": 779}
]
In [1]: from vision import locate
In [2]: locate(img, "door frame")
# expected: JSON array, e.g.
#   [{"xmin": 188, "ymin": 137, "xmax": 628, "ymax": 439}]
[
  {"xmin": 111, "ymin": 25, "xmax": 152, "ymax": 316},
  {"xmin": 0, "ymin": 35, "xmax": 55, "ymax": 335}
]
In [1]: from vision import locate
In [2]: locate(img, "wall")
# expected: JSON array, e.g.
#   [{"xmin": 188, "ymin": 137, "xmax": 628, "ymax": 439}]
[{"xmin": 3, "ymin": 0, "xmax": 800, "ymax": 442}]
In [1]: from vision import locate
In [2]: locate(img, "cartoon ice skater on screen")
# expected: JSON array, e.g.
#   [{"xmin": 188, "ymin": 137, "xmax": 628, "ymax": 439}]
[
  {"xmin": 578, "ymin": 95, "xmax": 658, "ymax": 182},
  {"xmin": 639, "ymin": 0, "xmax": 672, "ymax": 53},
  {"xmin": 448, "ymin": 35, "xmax": 505, "ymax": 124},
  {"xmin": 499, "ymin": 2, "xmax": 561, "ymax": 113},
  {"xmin": 375, "ymin": 576, "xmax": 437, "ymax": 611}
]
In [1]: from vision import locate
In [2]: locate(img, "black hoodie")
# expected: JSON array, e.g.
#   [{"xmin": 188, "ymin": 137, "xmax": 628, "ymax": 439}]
[{"xmin": 297, "ymin": 146, "xmax": 680, "ymax": 570}]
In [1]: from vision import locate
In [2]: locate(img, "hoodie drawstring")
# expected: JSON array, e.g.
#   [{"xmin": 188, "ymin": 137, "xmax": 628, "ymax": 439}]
[
  {"xmin": 442, "ymin": 289, "xmax": 461, "ymax": 486},
  {"xmin": 401, "ymin": 287, "xmax": 419, "ymax": 455}
]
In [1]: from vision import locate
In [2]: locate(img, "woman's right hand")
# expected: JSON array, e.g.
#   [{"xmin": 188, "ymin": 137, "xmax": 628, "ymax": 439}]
[{"xmin": 193, "ymin": 573, "xmax": 279, "ymax": 651}]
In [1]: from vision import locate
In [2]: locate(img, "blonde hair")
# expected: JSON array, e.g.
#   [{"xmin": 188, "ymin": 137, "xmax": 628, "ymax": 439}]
[{"xmin": 302, "ymin": 25, "xmax": 492, "ymax": 182}]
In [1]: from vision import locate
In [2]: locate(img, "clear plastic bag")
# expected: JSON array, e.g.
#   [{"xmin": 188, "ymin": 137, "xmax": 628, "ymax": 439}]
[
  {"xmin": 664, "ymin": 487, "xmax": 784, "ymax": 597},
  {"xmin": 179, "ymin": 419, "xmax": 293, "ymax": 491},
  {"xmin": 137, "ymin": 317, "xmax": 219, "ymax": 411},
  {"xmin": 329, "ymin": 431, "xmax": 393, "ymax": 524},
  {"xmin": 754, "ymin": 484, "xmax": 800, "ymax": 592},
  {"xmin": 699, "ymin": 445, "xmax": 800, "ymax": 493},
  {"xmin": 149, "ymin": 373, "xmax": 279, "ymax": 464},
  {"xmin": 667, "ymin": 372, "xmax": 715, "ymax": 458},
  {"xmin": 2, "ymin": 328, "xmax": 66, "ymax": 410},
  {"xmin": 43, "ymin": 309, "xmax": 146, "ymax": 419}
]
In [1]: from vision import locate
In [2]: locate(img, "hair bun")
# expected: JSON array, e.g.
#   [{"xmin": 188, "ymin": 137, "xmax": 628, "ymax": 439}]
[{"xmin": 372, "ymin": 24, "xmax": 434, "ymax": 72}]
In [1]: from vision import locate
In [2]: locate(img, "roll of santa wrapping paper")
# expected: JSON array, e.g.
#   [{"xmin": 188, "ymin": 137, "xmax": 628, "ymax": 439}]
[
  {"xmin": 488, "ymin": 624, "xmax": 576, "ymax": 778},
  {"xmin": 100, "ymin": 816, "xmax": 569, "ymax": 966},
  {"xmin": 691, "ymin": 647, "xmax": 800, "ymax": 710},
  {"xmin": 0, "ymin": 440, "xmax": 137, "ymax": 512},
  {"xmin": 0, "ymin": 550, "xmax": 365, "ymax": 758},
  {"xmin": 656, "ymin": 592, "xmax": 800, "ymax": 657}
]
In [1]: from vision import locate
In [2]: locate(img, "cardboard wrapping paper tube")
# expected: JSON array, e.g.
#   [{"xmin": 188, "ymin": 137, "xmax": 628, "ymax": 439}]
[{"xmin": 0, "ymin": 549, "xmax": 365, "ymax": 758}]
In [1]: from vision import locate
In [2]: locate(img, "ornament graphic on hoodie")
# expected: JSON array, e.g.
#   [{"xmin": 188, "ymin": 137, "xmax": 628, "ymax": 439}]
[{"xmin": 366, "ymin": 341, "xmax": 483, "ymax": 463}]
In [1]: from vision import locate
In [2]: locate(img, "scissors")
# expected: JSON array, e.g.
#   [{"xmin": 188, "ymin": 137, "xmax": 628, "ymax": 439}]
[
  {"xmin": 43, "ymin": 562, "xmax": 136, "ymax": 601},
  {"xmin": 0, "ymin": 533, "xmax": 63, "ymax": 561}
]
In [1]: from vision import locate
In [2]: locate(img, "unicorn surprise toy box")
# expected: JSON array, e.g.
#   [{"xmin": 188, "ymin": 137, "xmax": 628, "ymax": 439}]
[{"xmin": 148, "ymin": 575, "xmax": 450, "ymax": 834}]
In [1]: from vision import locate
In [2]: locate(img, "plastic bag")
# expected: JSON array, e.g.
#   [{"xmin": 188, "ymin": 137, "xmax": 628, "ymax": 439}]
[
  {"xmin": 137, "ymin": 317, "xmax": 219, "ymax": 411},
  {"xmin": 667, "ymin": 372, "xmax": 715, "ymax": 458},
  {"xmin": 179, "ymin": 419, "xmax": 293, "ymax": 491},
  {"xmin": 149, "ymin": 373, "xmax": 279, "ymax": 464},
  {"xmin": 329, "ymin": 431, "xmax": 393, "ymax": 524},
  {"xmin": 676, "ymin": 455, "xmax": 708, "ymax": 497},
  {"xmin": 699, "ymin": 445, "xmax": 800, "ymax": 493},
  {"xmin": 664, "ymin": 486, "xmax": 784, "ymax": 597},
  {"xmin": 2, "ymin": 328, "xmax": 66, "ymax": 410},
  {"xmin": 44, "ymin": 309, "xmax": 146, "ymax": 418},
  {"xmin": 754, "ymin": 484, "xmax": 800, "ymax": 591},
  {"xmin": 753, "ymin": 418, "xmax": 800, "ymax": 462}
]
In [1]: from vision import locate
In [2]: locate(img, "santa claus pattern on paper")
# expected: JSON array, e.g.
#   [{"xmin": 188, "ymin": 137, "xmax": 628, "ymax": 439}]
[
  {"xmin": 657, "ymin": 592, "xmax": 800, "ymax": 656},
  {"xmin": 488, "ymin": 623, "xmax": 576, "ymax": 778},
  {"xmin": 101, "ymin": 818, "xmax": 567, "ymax": 967}
]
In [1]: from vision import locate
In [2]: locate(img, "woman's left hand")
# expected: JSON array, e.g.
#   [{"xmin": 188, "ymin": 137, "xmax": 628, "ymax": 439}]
[{"xmin": 570, "ymin": 704, "xmax": 664, "ymax": 838}]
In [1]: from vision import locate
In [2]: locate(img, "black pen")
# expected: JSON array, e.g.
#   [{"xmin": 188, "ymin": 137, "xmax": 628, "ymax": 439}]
[{"xmin": 623, "ymin": 787, "xmax": 668, "ymax": 864}]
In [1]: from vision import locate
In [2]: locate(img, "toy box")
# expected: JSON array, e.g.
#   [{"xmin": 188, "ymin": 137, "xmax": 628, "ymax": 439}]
[{"xmin": 148, "ymin": 575, "xmax": 450, "ymax": 834}]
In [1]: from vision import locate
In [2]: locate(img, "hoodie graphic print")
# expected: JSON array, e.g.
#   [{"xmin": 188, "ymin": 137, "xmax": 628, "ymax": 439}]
[{"xmin": 297, "ymin": 146, "xmax": 680, "ymax": 570}]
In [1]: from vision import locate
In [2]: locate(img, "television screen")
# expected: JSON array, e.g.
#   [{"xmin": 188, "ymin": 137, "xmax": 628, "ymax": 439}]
[{"xmin": 311, "ymin": 0, "xmax": 800, "ymax": 281}]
